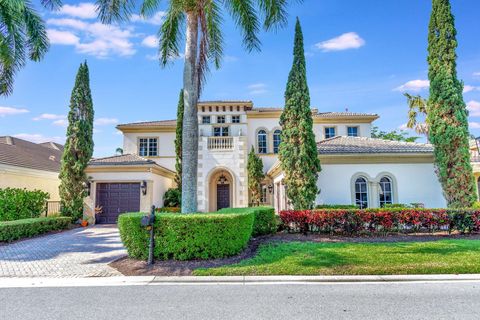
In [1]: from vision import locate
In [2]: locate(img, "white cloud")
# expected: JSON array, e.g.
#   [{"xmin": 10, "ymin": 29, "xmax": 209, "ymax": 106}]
[
  {"xmin": 473, "ymin": 72, "xmax": 480, "ymax": 77},
  {"xmin": 464, "ymin": 85, "xmax": 476, "ymax": 93},
  {"xmin": 398, "ymin": 123, "xmax": 410, "ymax": 130},
  {"xmin": 394, "ymin": 79, "xmax": 430, "ymax": 92},
  {"xmin": 224, "ymin": 55, "xmax": 238, "ymax": 63},
  {"xmin": 131, "ymin": 11, "xmax": 166, "ymax": 25},
  {"xmin": 0, "ymin": 106, "xmax": 29, "ymax": 117},
  {"xmin": 146, "ymin": 52, "xmax": 184, "ymax": 61},
  {"xmin": 95, "ymin": 117, "xmax": 119, "ymax": 126},
  {"xmin": 469, "ymin": 122, "xmax": 480, "ymax": 129},
  {"xmin": 141, "ymin": 35, "xmax": 158, "ymax": 48},
  {"xmin": 47, "ymin": 18, "xmax": 136, "ymax": 57},
  {"xmin": 467, "ymin": 100, "xmax": 480, "ymax": 117},
  {"xmin": 315, "ymin": 32, "xmax": 365, "ymax": 52},
  {"xmin": 33, "ymin": 113, "xmax": 66, "ymax": 121},
  {"xmin": 57, "ymin": 2, "xmax": 97, "ymax": 19},
  {"xmin": 52, "ymin": 119, "xmax": 68, "ymax": 127},
  {"xmin": 13, "ymin": 133, "xmax": 65, "ymax": 144},
  {"xmin": 248, "ymin": 83, "xmax": 268, "ymax": 95}
]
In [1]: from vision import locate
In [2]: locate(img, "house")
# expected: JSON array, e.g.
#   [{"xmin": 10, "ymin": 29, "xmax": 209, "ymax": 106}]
[
  {"xmin": 0, "ymin": 136, "xmax": 63, "ymax": 201},
  {"xmin": 84, "ymin": 100, "xmax": 447, "ymax": 223}
]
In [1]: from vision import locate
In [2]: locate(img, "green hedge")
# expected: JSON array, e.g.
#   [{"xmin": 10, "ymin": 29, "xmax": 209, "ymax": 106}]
[
  {"xmin": 0, "ymin": 217, "xmax": 71, "ymax": 242},
  {"xmin": 118, "ymin": 210, "xmax": 254, "ymax": 260},
  {"xmin": 0, "ymin": 188, "xmax": 50, "ymax": 221},
  {"xmin": 217, "ymin": 206, "xmax": 277, "ymax": 236}
]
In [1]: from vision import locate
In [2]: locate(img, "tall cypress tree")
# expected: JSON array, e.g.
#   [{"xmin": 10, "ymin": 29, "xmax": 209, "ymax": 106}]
[
  {"xmin": 59, "ymin": 62, "xmax": 94, "ymax": 220},
  {"xmin": 174, "ymin": 89, "xmax": 184, "ymax": 189},
  {"xmin": 247, "ymin": 147, "xmax": 264, "ymax": 206},
  {"xmin": 427, "ymin": 0, "xmax": 476, "ymax": 207},
  {"xmin": 279, "ymin": 18, "xmax": 321, "ymax": 210}
]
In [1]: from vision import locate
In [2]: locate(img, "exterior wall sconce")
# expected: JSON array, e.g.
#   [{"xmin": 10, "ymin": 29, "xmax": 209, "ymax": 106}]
[
  {"xmin": 141, "ymin": 180, "xmax": 147, "ymax": 195},
  {"xmin": 267, "ymin": 184, "xmax": 273, "ymax": 193},
  {"xmin": 82, "ymin": 181, "xmax": 91, "ymax": 196}
]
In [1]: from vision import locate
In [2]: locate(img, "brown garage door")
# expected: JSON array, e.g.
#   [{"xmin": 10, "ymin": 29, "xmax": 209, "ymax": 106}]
[{"xmin": 95, "ymin": 183, "xmax": 141, "ymax": 224}]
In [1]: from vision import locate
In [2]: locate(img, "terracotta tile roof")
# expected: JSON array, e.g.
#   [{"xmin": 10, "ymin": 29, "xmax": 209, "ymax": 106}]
[
  {"xmin": 315, "ymin": 112, "xmax": 378, "ymax": 118},
  {"xmin": 198, "ymin": 100, "xmax": 252, "ymax": 104},
  {"xmin": 317, "ymin": 136, "xmax": 433, "ymax": 154},
  {"xmin": 88, "ymin": 154, "xmax": 156, "ymax": 166},
  {"xmin": 0, "ymin": 136, "xmax": 63, "ymax": 172},
  {"xmin": 116, "ymin": 119, "xmax": 176, "ymax": 128}
]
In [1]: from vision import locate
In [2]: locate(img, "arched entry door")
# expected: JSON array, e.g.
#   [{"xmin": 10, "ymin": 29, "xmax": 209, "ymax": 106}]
[{"xmin": 208, "ymin": 170, "xmax": 234, "ymax": 211}]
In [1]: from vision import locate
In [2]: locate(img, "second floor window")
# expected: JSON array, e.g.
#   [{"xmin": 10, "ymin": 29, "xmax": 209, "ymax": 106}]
[
  {"xmin": 347, "ymin": 126, "xmax": 358, "ymax": 137},
  {"xmin": 139, "ymin": 138, "xmax": 158, "ymax": 157},
  {"xmin": 202, "ymin": 116, "xmax": 211, "ymax": 124},
  {"xmin": 213, "ymin": 126, "xmax": 229, "ymax": 137},
  {"xmin": 257, "ymin": 130, "xmax": 267, "ymax": 153},
  {"xmin": 232, "ymin": 115, "xmax": 240, "ymax": 123},
  {"xmin": 217, "ymin": 115, "xmax": 226, "ymax": 124},
  {"xmin": 273, "ymin": 129, "xmax": 282, "ymax": 153},
  {"xmin": 325, "ymin": 127, "xmax": 336, "ymax": 139}
]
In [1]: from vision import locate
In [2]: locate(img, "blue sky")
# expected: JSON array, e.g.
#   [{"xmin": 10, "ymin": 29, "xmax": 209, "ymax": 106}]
[{"xmin": 1, "ymin": 0, "xmax": 480, "ymax": 157}]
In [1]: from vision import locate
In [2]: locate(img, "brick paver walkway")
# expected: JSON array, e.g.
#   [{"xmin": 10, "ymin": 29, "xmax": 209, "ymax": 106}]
[{"xmin": 0, "ymin": 225, "xmax": 127, "ymax": 277}]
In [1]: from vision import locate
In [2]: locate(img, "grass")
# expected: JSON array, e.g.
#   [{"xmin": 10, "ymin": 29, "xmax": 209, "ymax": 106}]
[{"xmin": 193, "ymin": 239, "xmax": 480, "ymax": 276}]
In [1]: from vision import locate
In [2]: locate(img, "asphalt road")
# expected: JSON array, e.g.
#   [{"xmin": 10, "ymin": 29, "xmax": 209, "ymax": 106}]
[{"xmin": 1, "ymin": 281, "xmax": 479, "ymax": 320}]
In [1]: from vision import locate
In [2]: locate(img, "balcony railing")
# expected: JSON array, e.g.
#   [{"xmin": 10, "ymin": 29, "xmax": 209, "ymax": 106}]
[{"xmin": 208, "ymin": 136, "xmax": 234, "ymax": 150}]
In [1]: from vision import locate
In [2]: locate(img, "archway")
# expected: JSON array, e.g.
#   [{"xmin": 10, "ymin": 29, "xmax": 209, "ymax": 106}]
[{"xmin": 207, "ymin": 169, "xmax": 235, "ymax": 212}]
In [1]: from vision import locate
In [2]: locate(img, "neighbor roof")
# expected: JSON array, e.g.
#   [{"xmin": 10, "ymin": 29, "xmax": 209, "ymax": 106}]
[
  {"xmin": 116, "ymin": 119, "xmax": 177, "ymax": 128},
  {"xmin": 0, "ymin": 136, "xmax": 63, "ymax": 172},
  {"xmin": 88, "ymin": 154, "xmax": 157, "ymax": 166},
  {"xmin": 317, "ymin": 136, "xmax": 434, "ymax": 154},
  {"xmin": 315, "ymin": 112, "xmax": 378, "ymax": 119}
]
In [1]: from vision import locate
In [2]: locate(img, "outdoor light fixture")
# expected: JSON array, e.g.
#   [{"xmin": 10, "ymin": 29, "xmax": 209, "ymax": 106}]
[
  {"xmin": 218, "ymin": 174, "xmax": 227, "ymax": 185},
  {"xmin": 141, "ymin": 180, "xmax": 147, "ymax": 195},
  {"xmin": 82, "ymin": 181, "xmax": 91, "ymax": 196},
  {"xmin": 267, "ymin": 184, "xmax": 273, "ymax": 193}
]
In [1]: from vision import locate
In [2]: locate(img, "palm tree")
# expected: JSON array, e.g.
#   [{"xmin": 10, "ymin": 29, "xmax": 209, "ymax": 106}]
[
  {"xmin": 404, "ymin": 93, "xmax": 429, "ymax": 137},
  {"xmin": 0, "ymin": 0, "xmax": 60, "ymax": 96},
  {"xmin": 97, "ymin": 0, "xmax": 298, "ymax": 213},
  {"xmin": 115, "ymin": 147, "xmax": 123, "ymax": 155}
]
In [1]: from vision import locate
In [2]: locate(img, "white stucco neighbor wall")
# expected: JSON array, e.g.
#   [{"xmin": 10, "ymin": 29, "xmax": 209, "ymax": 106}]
[
  {"xmin": 312, "ymin": 123, "xmax": 372, "ymax": 141},
  {"xmin": 316, "ymin": 163, "xmax": 446, "ymax": 208},
  {"xmin": 122, "ymin": 132, "xmax": 176, "ymax": 171}
]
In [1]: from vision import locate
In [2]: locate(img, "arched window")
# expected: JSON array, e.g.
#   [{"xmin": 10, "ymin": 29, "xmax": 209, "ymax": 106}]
[
  {"xmin": 257, "ymin": 130, "xmax": 267, "ymax": 154},
  {"xmin": 379, "ymin": 177, "xmax": 393, "ymax": 207},
  {"xmin": 355, "ymin": 177, "xmax": 368, "ymax": 209},
  {"xmin": 273, "ymin": 130, "xmax": 282, "ymax": 154}
]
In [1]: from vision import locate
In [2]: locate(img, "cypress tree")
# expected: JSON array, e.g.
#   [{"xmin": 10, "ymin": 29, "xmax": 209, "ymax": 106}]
[
  {"xmin": 247, "ymin": 147, "xmax": 264, "ymax": 206},
  {"xmin": 59, "ymin": 62, "xmax": 94, "ymax": 220},
  {"xmin": 427, "ymin": 0, "xmax": 476, "ymax": 207},
  {"xmin": 279, "ymin": 18, "xmax": 321, "ymax": 210},
  {"xmin": 174, "ymin": 89, "xmax": 184, "ymax": 189}
]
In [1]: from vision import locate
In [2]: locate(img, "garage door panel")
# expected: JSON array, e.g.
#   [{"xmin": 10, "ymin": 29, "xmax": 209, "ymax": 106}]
[{"xmin": 95, "ymin": 183, "xmax": 141, "ymax": 224}]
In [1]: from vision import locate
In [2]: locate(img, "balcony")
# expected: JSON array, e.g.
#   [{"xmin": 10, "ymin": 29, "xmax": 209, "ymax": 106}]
[{"xmin": 207, "ymin": 136, "xmax": 234, "ymax": 150}]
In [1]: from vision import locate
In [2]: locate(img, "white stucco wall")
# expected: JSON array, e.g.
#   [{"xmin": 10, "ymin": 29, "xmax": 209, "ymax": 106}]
[
  {"xmin": 312, "ymin": 123, "xmax": 372, "ymax": 141},
  {"xmin": 316, "ymin": 163, "xmax": 446, "ymax": 208},
  {"xmin": 122, "ymin": 132, "xmax": 176, "ymax": 171}
]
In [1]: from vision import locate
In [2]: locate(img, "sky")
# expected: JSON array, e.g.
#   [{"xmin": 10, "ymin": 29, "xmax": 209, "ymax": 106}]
[{"xmin": 1, "ymin": 0, "xmax": 480, "ymax": 157}]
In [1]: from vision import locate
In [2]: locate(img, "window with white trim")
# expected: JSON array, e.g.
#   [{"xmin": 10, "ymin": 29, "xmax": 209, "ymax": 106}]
[
  {"xmin": 347, "ymin": 126, "xmax": 358, "ymax": 137},
  {"xmin": 325, "ymin": 127, "xmax": 336, "ymax": 139},
  {"xmin": 379, "ymin": 177, "xmax": 393, "ymax": 207},
  {"xmin": 213, "ymin": 126, "xmax": 229, "ymax": 136},
  {"xmin": 273, "ymin": 129, "xmax": 282, "ymax": 154},
  {"xmin": 257, "ymin": 130, "xmax": 267, "ymax": 154},
  {"xmin": 139, "ymin": 138, "xmax": 158, "ymax": 156},
  {"xmin": 202, "ymin": 116, "xmax": 211, "ymax": 124},
  {"xmin": 355, "ymin": 177, "xmax": 368, "ymax": 209},
  {"xmin": 217, "ymin": 115, "xmax": 226, "ymax": 124},
  {"xmin": 232, "ymin": 115, "xmax": 240, "ymax": 123}
]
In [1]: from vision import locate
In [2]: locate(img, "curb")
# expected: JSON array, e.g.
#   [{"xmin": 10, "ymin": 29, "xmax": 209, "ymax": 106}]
[{"xmin": 1, "ymin": 274, "xmax": 480, "ymax": 288}]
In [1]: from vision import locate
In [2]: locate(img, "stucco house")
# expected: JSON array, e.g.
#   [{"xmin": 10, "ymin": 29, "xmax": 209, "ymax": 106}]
[
  {"xmin": 84, "ymin": 100, "xmax": 447, "ymax": 224},
  {"xmin": 0, "ymin": 136, "xmax": 63, "ymax": 201}
]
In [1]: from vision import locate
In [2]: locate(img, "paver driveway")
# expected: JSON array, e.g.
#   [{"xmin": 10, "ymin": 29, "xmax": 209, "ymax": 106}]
[{"xmin": 0, "ymin": 225, "xmax": 127, "ymax": 277}]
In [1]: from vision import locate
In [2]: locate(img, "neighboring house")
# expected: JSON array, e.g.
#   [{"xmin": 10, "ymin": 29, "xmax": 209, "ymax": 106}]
[
  {"xmin": 85, "ymin": 101, "xmax": 447, "ymax": 224},
  {"xmin": 0, "ymin": 136, "xmax": 63, "ymax": 201}
]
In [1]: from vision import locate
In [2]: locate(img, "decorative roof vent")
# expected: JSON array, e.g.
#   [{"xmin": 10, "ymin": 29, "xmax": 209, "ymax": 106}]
[{"xmin": 49, "ymin": 155, "xmax": 56, "ymax": 161}]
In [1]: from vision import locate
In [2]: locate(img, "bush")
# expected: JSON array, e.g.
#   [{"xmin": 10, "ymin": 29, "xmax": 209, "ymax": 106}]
[
  {"xmin": 280, "ymin": 208, "xmax": 480, "ymax": 235},
  {"xmin": 156, "ymin": 207, "xmax": 181, "ymax": 213},
  {"xmin": 218, "ymin": 206, "xmax": 277, "ymax": 236},
  {"xmin": 163, "ymin": 188, "xmax": 181, "ymax": 207},
  {"xmin": 0, "ymin": 188, "xmax": 50, "ymax": 221},
  {"xmin": 316, "ymin": 204, "xmax": 358, "ymax": 209},
  {"xmin": 118, "ymin": 209, "xmax": 254, "ymax": 260},
  {"xmin": 0, "ymin": 217, "xmax": 71, "ymax": 242}
]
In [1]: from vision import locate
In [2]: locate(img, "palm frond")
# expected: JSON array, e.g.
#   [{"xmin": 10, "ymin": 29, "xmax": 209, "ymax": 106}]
[
  {"xmin": 158, "ymin": 1, "xmax": 184, "ymax": 67},
  {"xmin": 224, "ymin": 0, "xmax": 260, "ymax": 52},
  {"xmin": 40, "ymin": 0, "xmax": 62, "ymax": 10},
  {"xmin": 205, "ymin": 0, "xmax": 223, "ymax": 70},
  {"xmin": 404, "ymin": 93, "xmax": 429, "ymax": 135},
  {"xmin": 140, "ymin": 0, "xmax": 160, "ymax": 17},
  {"xmin": 95, "ymin": 0, "xmax": 135, "ymax": 23},
  {"xmin": 23, "ymin": 3, "xmax": 49, "ymax": 61},
  {"xmin": 257, "ymin": 0, "xmax": 290, "ymax": 30}
]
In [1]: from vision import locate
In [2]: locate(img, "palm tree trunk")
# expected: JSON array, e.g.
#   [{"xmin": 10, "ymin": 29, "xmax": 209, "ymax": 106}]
[{"xmin": 181, "ymin": 11, "xmax": 199, "ymax": 213}]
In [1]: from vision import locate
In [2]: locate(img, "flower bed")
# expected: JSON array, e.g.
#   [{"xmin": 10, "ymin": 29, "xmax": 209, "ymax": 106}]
[{"xmin": 280, "ymin": 208, "xmax": 480, "ymax": 235}]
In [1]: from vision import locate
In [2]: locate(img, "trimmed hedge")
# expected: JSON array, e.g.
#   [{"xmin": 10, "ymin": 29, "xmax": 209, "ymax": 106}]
[
  {"xmin": 0, "ymin": 217, "xmax": 71, "ymax": 242},
  {"xmin": 118, "ymin": 210, "xmax": 254, "ymax": 260},
  {"xmin": 217, "ymin": 206, "xmax": 277, "ymax": 236},
  {"xmin": 280, "ymin": 208, "xmax": 480, "ymax": 235},
  {"xmin": 0, "ymin": 188, "xmax": 50, "ymax": 221}
]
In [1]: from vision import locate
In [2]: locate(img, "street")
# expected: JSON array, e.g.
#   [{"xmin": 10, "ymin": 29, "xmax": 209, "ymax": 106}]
[{"xmin": 1, "ymin": 281, "xmax": 479, "ymax": 320}]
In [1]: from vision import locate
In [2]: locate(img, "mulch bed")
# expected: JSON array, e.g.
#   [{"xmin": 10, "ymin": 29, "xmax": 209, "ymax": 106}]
[{"xmin": 109, "ymin": 232, "xmax": 480, "ymax": 276}]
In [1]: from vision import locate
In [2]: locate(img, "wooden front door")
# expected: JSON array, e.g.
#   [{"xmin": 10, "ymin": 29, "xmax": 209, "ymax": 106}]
[{"xmin": 216, "ymin": 184, "xmax": 230, "ymax": 210}]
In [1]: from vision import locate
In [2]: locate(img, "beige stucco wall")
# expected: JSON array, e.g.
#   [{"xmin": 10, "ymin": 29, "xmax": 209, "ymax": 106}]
[
  {"xmin": 0, "ymin": 163, "xmax": 60, "ymax": 200},
  {"xmin": 123, "ymin": 132, "xmax": 176, "ymax": 171}
]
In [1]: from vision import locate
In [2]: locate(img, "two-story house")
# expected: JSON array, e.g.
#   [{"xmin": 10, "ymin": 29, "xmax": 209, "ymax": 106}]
[{"xmin": 84, "ymin": 100, "xmax": 446, "ymax": 223}]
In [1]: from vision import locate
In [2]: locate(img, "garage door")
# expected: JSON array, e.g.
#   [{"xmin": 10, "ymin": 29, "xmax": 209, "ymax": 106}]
[{"xmin": 95, "ymin": 183, "xmax": 141, "ymax": 224}]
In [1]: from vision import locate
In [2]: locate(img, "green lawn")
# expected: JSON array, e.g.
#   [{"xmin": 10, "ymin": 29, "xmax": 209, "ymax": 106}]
[{"xmin": 193, "ymin": 239, "xmax": 480, "ymax": 276}]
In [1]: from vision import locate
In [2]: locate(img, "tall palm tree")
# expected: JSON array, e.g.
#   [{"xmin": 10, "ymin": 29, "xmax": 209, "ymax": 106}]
[
  {"xmin": 97, "ymin": 0, "xmax": 299, "ymax": 213},
  {"xmin": 404, "ymin": 93, "xmax": 429, "ymax": 137},
  {"xmin": 0, "ymin": 0, "xmax": 60, "ymax": 96}
]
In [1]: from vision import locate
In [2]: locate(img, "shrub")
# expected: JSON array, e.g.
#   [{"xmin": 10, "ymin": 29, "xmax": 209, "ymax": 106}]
[
  {"xmin": 156, "ymin": 207, "xmax": 181, "ymax": 213},
  {"xmin": 163, "ymin": 188, "xmax": 181, "ymax": 207},
  {"xmin": 118, "ymin": 210, "xmax": 254, "ymax": 260},
  {"xmin": 0, "ymin": 188, "xmax": 50, "ymax": 221},
  {"xmin": 280, "ymin": 208, "xmax": 480, "ymax": 235},
  {"xmin": 218, "ymin": 207, "xmax": 277, "ymax": 236},
  {"xmin": 0, "ymin": 217, "xmax": 71, "ymax": 242}
]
